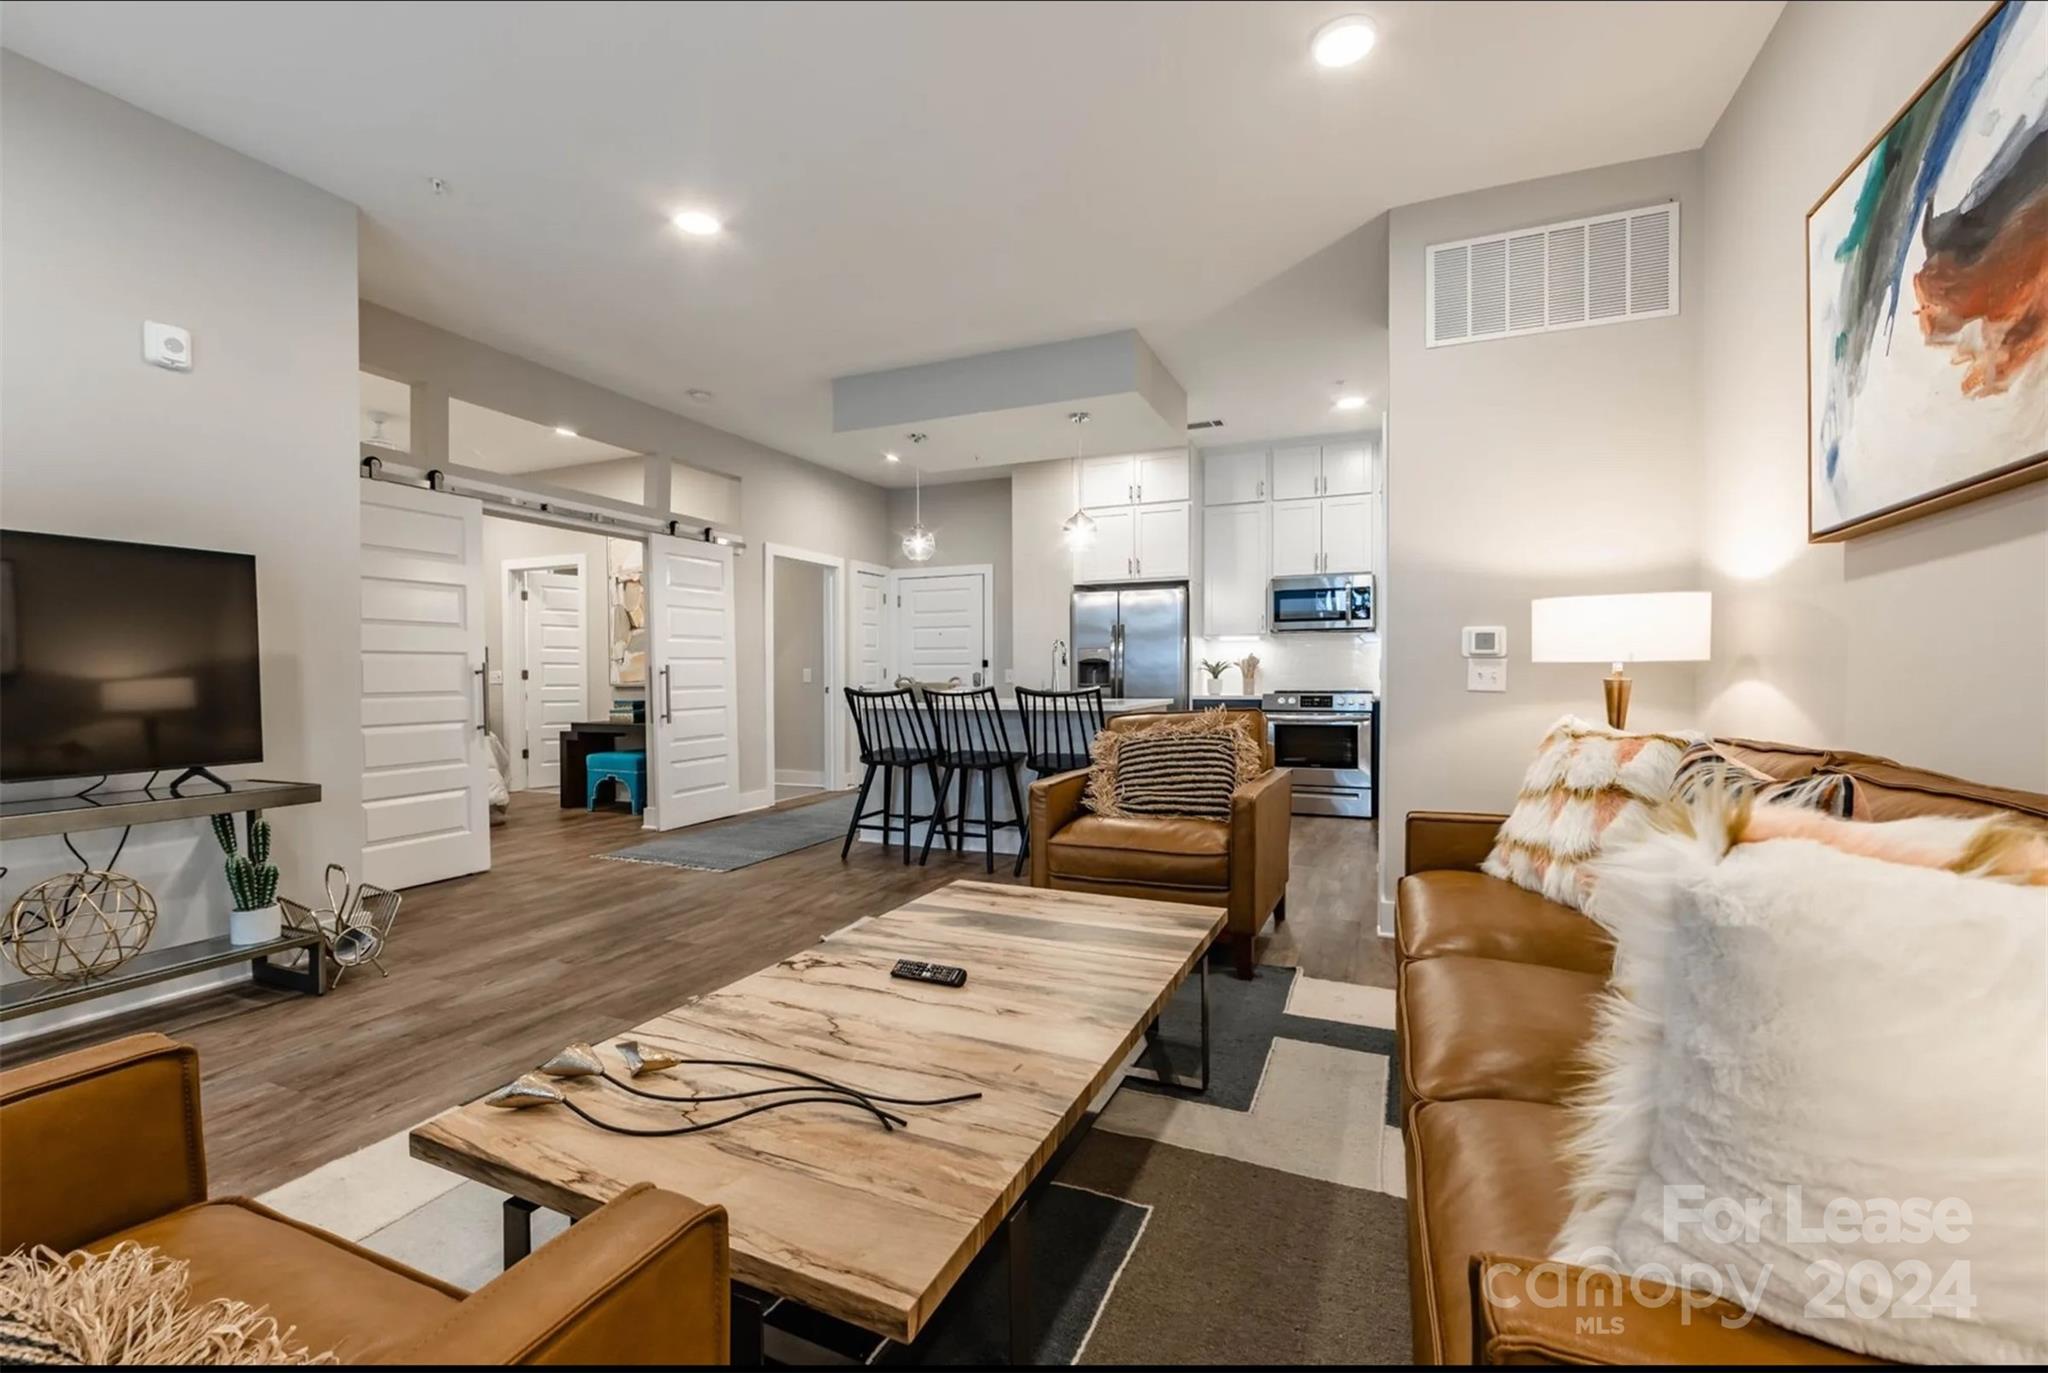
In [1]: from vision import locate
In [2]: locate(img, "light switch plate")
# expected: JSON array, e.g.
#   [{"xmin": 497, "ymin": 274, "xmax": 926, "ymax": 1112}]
[
  {"xmin": 801, "ymin": 667, "xmax": 813, "ymax": 684},
  {"xmin": 488, "ymin": 669, "xmax": 504, "ymax": 685},
  {"xmin": 1468, "ymin": 661, "xmax": 1506, "ymax": 693}
]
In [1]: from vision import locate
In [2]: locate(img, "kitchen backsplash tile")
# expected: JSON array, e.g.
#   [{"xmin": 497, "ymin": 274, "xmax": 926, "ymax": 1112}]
[{"xmin": 1192, "ymin": 633, "xmax": 1379, "ymax": 694}]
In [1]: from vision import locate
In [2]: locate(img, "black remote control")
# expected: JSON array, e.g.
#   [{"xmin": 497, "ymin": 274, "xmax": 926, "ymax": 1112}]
[{"xmin": 892, "ymin": 959, "xmax": 967, "ymax": 988}]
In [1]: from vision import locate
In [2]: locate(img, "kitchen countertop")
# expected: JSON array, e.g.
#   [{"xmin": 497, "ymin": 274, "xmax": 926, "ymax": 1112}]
[{"xmin": 989, "ymin": 696, "xmax": 1173, "ymax": 715}]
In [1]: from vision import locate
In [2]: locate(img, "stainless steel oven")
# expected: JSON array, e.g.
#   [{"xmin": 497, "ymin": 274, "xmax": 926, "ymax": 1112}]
[
  {"xmin": 1262, "ymin": 689, "xmax": 1374, "ymax": 818},
  {"xmin": 1269, "ymin": 572, "xmax": 1374, "ymax": 633}
]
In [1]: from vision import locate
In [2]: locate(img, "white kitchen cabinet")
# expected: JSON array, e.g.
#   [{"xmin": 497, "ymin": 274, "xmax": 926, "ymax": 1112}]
[
  {"xmin": 1269, "ymin": 498, "xmax": 1322, "ymax": 576},
  {"xmin": 1321, "ymin": 493, "xmax": 1375, "ymax": 573},
  {"xmin": 1079, "ymin": 455, "xmax": 1135, "ymax": 510},
  {"xmin": 1203, "ymin": 449, "xmax": 1267, "ymax": 506},
  {"xmin": 1321, "ymin": 442, "xmax": 1375, "ymax": 496},
  {"xmin": 1073, "ymin": 506, "xmax": 1134, "ymax": 583},
  {"xmin": 1134, "ymin": 501, "xmax": 1191, "ymax": 579},
  {"xmin": 1134, "ymin": 450, "xmax": 1190, "ymax": 505},
  {"xmin": 1202, "ymin": 503, "xmax": 1267, "ymax": 634},
  {"xmin": 1270, "ymin": 445, "xmax": 1322, "ymax": 502}
]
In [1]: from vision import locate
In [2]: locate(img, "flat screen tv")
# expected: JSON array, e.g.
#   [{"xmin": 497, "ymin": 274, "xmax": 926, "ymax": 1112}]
[{"xmin": 0, "ymin": 531, "xmax": 263, "ymax": 784}]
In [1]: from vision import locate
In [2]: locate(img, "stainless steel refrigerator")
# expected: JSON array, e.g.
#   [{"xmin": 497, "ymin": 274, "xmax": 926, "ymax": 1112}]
[{"xmin": 1071, "ymin": 583, "xmax": 1189, "ymax": 708}]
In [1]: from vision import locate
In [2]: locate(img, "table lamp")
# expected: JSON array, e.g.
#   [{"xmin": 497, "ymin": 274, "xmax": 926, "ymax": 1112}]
[{"xmin": 1529, "ymin": 592, "xmax": 1710, "ymax": 729}]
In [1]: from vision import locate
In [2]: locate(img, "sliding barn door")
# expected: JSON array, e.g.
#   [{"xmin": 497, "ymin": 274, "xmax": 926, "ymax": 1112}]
[
  {"xmin": 359, "ymin": 482, "xmax": 491, "ymax": 888},
  {"xmin": 643, "ymin": 534, "xmax": 738, "ymax": 830}
]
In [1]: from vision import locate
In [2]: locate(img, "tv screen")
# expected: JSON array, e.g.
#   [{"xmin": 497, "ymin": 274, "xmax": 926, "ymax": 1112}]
[{"xmin": 0, "ymin": 531, "xmax": 263, "ymax": 783}]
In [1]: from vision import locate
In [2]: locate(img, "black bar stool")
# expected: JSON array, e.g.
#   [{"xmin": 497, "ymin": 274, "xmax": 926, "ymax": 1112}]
[
  {"xmin": 841, "ymin": 687, "xmax": 951, "ymax": 865},
  {"xmin": 918, "ymin": 687, "xmax": 1028, "ymax": 873},
  {"xmin": 1012, "ymin": 686, "xmax": 1109, "ymax": 876}
]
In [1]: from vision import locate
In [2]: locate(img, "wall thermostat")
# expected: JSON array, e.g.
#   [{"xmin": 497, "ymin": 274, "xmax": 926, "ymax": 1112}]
[
  {"xmin": 1463, "ymin": 625, "xmax": 1506, "ymax": 657},
  {"xmin": 143, "ymin": 320, "xmax": 191, "ymax": 371}
]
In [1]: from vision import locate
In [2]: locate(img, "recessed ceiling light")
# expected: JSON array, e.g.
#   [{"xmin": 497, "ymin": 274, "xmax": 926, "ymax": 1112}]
[
  {"xmin": 884, "ymin": 451, "xmax": 901, "ymax": 463},
  {"xmin": 1311, "ymin": 15, "xmax": 1377, "ymax": 68},
  {"xmin": 671, "ymin": 209, "xmax": 722, "ymax": 237},
  {"xmin": 554, "ymin": 425, "xmax": 579, "ymax": 437},
  {"xmin": 1333, "ymin": 395, "xmax": 1368, "ymax": 412},
  {"xmin": 686, "ymin": 388, "xmax": 714, "ymax": 403}
]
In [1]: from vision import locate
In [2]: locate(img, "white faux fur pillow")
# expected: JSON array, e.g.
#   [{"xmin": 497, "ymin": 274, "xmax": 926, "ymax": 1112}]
[
  {"xmin": 1555, "ymin": 798, "xmax": 2048, "ymax": 1363},
  {"xmin": 1480, "ymin": 715, "xmax": 1703, "ymax": 909}
]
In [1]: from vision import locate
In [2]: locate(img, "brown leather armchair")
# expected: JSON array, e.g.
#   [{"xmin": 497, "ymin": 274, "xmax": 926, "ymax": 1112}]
[
  {"xmin": 0, "ymin": 1034, "xmax": 729, "ymax": 1365},
  {"xmin": 1027, "ymin": 709, "xmax": 1290, "ymax": 978}
]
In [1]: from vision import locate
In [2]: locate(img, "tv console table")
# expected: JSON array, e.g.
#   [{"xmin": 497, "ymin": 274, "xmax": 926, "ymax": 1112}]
[{"xmin": 0, "ymin": 779, "xmax": 330, "ymax": 1023}]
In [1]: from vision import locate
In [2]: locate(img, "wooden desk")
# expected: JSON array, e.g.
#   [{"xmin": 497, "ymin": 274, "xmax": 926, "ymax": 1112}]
[
  {"xmin": 557, "ymin": 720, "xmax": 645, "ymax": 808},
  {"xmin": 411, "ymin": 880, "xmax": 1221, "ymax": 1354}
]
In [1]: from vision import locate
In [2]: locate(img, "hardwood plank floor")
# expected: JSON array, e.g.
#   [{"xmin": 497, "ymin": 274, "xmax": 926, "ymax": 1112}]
[{"xmin": 3, "ymin": 790, "xmax": 1390, "ymax": 1196}]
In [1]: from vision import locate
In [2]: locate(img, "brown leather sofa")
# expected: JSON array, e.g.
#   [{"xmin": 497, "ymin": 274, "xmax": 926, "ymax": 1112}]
[
  {"xmin": 0, "ymin": 1034, "xmax": 729, "ymax": 1365},
  {"xmin": 1028, "ymin": 708, "xmax": 1290, "ymax": 978},
  {"xmin": 1399, "ymin": 740, "xmax": 2048, "ymax": 1365}
]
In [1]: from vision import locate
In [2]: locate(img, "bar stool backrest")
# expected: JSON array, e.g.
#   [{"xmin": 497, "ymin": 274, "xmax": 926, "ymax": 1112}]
[
  {"xmin": 844, "ymin": 686, "xmax": 937, "ymax": 763},
  {"xmin": 1014, "ymin": 686, "xmax": 1107, "ymax": 773},
  {"xmin": 921, "ymin": 686, "xmax": 1016, "ymax": 762}
]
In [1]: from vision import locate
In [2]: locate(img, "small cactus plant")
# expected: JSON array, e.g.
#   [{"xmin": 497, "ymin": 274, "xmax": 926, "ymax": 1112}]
[{"xmin": 212, "ymin": 812, "xmax": 280, "ymax": 911}]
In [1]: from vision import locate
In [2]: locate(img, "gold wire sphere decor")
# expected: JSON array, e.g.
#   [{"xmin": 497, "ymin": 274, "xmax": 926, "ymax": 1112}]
[{"xmin": 5, "ymin": 870, "xmax": 157, "ymax": 983}]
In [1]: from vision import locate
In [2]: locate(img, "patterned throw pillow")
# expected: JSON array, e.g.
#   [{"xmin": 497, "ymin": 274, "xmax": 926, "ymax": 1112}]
[
  {"xmin": 1086, "ymin": 711, "xmax": 1264, "ymax": 820},
  {"xmin": 1482, "ymin": 715, "xmax": 1704, "ymax": 909},
  {"xmin": 1671, "ymin": 742, "xmax": 1854, "ymax": 816}
]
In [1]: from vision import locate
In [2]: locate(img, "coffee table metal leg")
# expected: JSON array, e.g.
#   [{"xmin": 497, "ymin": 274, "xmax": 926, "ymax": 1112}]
[
  {"xmin": 731, "ymin": 1283, "xmax": 767, "ymax": 1368},
  {"xmin": 503, "ymin": 1196, "xmax": 536, "ymax": 1269},
  {"xmin": 1131, "ymin": 955, "xmax": 1210, "ymax": 1094},
  {"xmin": 1007, "ymin": 1195, "xmax": 1033, "ymax": 1366}
]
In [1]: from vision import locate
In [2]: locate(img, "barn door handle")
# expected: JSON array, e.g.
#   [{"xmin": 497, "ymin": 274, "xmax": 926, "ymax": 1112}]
[
  {"xmin": 473, "ymin": 656, "xmax": 487, "ymax": 735},
  {"xmin": 660, "ymin": 664, "xmax": 675, "ymax": 724}
]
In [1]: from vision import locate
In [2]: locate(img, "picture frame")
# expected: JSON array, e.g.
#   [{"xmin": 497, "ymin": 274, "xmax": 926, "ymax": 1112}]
[{"xmin": 1805, "ymin": 0, "xmax": 2047, "ymax": 543}]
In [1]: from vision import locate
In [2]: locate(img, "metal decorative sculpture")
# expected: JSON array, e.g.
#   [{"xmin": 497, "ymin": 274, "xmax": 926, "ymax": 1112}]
[
  {"xmin": 483, "ymin": 1040, "xmax": 983, "ymax": 1137},
  {"xmin": 4, "ymin": 871, "xmax": 157, "ymax": 983}
]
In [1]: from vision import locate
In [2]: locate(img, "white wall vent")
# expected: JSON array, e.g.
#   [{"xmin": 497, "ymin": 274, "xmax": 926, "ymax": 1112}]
[{"xmin": 1425, "ymin": 202, "xmax": 1677, "ymax": 348}]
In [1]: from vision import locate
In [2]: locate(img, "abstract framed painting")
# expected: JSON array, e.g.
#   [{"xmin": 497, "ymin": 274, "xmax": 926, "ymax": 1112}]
[{"xmin": 1807, "ymin": 0, "xmax": 2047, "ymax": 542}]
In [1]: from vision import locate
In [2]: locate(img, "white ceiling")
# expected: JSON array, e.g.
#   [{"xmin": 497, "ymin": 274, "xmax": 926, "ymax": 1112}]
[{"xmin": 6, "ymin": 1, "xmax": 1782, "ymax": 487}]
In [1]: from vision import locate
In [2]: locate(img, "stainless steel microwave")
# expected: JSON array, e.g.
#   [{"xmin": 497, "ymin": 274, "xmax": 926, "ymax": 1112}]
[{"xmin": 1269, "ymin": 572, "xmax": 1374, "ymax": 632}]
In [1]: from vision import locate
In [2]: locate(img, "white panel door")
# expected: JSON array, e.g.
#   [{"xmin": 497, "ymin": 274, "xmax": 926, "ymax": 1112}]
[
  {"xmin": 1073, "ymin": 506, "xmax": 1135, "ymax": 583},
  {"xmin": 1202, "ymin": 503, "xmax": 1267, "ymax": 635},
  {"xmin": 1078, "ymin": 455, "xmax": 1134, "ymax": 510},
  {"xmin": 894, "ymin": 571, "xmax": 988, "ymax": 686},
  {"xmin": 1133, "ymin": 501, "xmax": 1191, "ymax": 579},
  {"xmin": 853, "ymin": 569, "xmax": 889, "ymax": 689},
  {"xmin": 1321, "ymin": 493, "xmax": 1377, "ymax": 574},
  {"xmin": 1270, "ymin": 445, "xmax": 1322, "ymax": 501},
  {"xmin": 1269, "ymin": 498, "xmax": 1323, "ymax": 576},
  {"xmin": 520, "ymin": 569, "xmax": 585, "ymax": 792},
  {"xmin": 1133, "ymin": 450, "xmax": 1189, "ymax": 505},
  {"xmin": 359, "ymin": 482, "xmax": 489, "ymax": 889},
  {"xmin": 1203, "ymin": 449, "xmax": 1266, "ymax": 506},
  {"xmin": 644, "ymin": 535, "xmax": 738, "ymax": 830},
  {"xmin": 1322, "ymin": 442, "xmax": 1375, "ymax": 496}
]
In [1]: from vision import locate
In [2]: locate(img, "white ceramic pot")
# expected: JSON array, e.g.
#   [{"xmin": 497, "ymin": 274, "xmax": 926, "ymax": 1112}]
[
  {"xmin": 229, "ymin": 904, "xmax": 282, "ymax": 946},
  {"xmin": 1205, "ymin": 675, "xmax": 1224, "ymax": 694}
]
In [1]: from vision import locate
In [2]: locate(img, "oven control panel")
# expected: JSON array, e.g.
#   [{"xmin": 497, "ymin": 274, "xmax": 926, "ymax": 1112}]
[{"xmin": 1263, "ymin": 690, "xmax": 1374, "ymax": 714}]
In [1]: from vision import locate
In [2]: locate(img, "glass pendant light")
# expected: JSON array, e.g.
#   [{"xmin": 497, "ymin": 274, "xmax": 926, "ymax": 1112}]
[
  {"xmin": 1061, "ymin": 412, "xmax": 1096, "ymax": 549},
  {"xmin": 902, "ymin": 463, "xmax": 935, "ymax": 563}
]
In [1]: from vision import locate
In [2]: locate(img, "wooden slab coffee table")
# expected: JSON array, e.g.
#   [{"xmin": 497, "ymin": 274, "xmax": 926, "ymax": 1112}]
[{"xmin": 410, "ymin": 879, "xmax": 1220, "ymax": 1362}]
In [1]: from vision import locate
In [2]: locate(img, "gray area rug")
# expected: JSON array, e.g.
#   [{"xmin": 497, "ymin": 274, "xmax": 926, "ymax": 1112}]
[{"xmin": 599, "ymin": 794, "xmax": 856, "ymax": 872}]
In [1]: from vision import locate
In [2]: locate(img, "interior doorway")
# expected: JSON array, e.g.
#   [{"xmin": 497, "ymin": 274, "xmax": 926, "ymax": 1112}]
[
  {"xmin": 501, "ymin": 555, "xmax": 589, "ymax": 794},
  {"xmin": 765, "ymin": 545, "xmax": 845, "ymax": 803}
]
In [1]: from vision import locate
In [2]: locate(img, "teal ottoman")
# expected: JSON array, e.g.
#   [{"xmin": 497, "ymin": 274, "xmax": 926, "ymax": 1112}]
[{"xmin": 585, "ymin": 749, "xmax": 647, "ymax": 815}]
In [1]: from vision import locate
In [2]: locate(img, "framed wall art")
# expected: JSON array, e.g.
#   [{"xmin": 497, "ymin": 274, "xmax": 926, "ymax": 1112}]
[{"xmin": 1807, "ymin": 0, "xmax": 2047, "ymax": 542}]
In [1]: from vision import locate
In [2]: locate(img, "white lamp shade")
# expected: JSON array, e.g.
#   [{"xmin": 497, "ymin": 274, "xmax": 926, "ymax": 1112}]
[{"xmin": 1530, "ymin": 592, "xmax": 1711, "ymax": 665}]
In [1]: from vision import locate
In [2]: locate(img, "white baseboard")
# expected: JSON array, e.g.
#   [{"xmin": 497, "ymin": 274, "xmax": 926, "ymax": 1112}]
[
  {"xmin": 775, "ymin": 769, "xmax": 825, "ymax": 788},
  {"xmin": 0, "ymin": 963, "xmax": 248, "ymax": 1047},
  {"xmin": 1378, "ymin": 895, "xmax": 1397, "ymax": 939},
  {"xmin": 734, "ymin": 788, "xmax": 773, "ymax": 814}
]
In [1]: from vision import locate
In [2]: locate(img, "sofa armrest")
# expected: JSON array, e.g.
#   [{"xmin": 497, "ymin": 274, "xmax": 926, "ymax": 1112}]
[
  {"xmin": 387, "ymin": 1183, "xmax": 728, "ymax": 1366},
  {"xmin": 1405, "ymin": 810, "xmax": 1507, "ymax": 875},
  {"xmin": 1229, "ymin": 767, "xmax": 1293, "ymax": 931},
  {"xmin": 1028, "ymin": 768, "xmax": 1091, "ymax": 886},
  {"xmin": 1470, "ymin": 1253, "xmax": 1876, "ymax": 1366},
  {"xmin": 0, "ymin": 1033, "xmax": 207, "ymax": 1253}
]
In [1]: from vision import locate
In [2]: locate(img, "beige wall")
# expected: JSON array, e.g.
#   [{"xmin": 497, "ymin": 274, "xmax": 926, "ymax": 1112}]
[
  {"xmin": 0, "ymin": 54, "xmax": 361, "ymax": 1028},
  {"xmin": 888, "ymin": 477, "xmax": 1014, "ymax": 686},
  {"xmin": 772, "ymin": 559, "xmax": 828, "ymax": 780},
  {"xmin": 1696, "ymin": 0, "xmax": 2048, "ymax": 789},
  {"xmin": 1379, "ymin": 151, "xmax": 1706, "ymax": 922},
  {"xmin": 479, "ymin": 515, "xmax": 612, "ymax": 766},
  {"xmin": 360, "ymin": 304, "xmax": 892, "ymax": 802}
]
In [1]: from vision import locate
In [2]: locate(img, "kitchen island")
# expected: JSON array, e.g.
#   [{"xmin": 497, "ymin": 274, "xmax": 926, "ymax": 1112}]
[{"xmin": 857, "ymin": 695, "xmax": 1174, "ymax": 858}]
